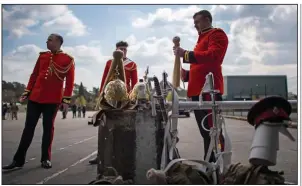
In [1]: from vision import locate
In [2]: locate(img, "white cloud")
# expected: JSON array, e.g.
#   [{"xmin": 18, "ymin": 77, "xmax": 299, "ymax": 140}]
[
  {"xmin": 2, "ymin": 5, "xmax": 298, "ymax": 95},
  {"xmin": 2, "ymin": 43, "xmax": 110, "ymax": 90},
  {"xmin": 62, "ymin": 45, "xmax": 109, "ymax": 65},
  {"xmin": 2, "ymin": 5, "xmax": 88, "ymax": 38},
  {"xmin": 132, "ymin": 5, "xmax": 201, "ymax": 28},
  {"xmin": 129, "ymin": 5, "xmax": 298, "ymax": 93}
]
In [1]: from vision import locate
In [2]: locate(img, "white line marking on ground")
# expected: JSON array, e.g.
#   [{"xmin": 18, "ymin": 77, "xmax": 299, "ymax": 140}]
[
  {"xmin": 73, "ymin": 136, "xmax": 96, "ymax": 145},
  {"xmin": 37, "ymin": 168, "xmax": 68, "ymax": 184},
  {"xmin": 26, "ymin": 136, "xmax": 96, "ymax": 163},
  {"xmin": 284, "ymin": 181, "xmax": 296, "ymax": 185},
  {"xmin": 36, "ymin": 150, "xmax": 97, "ymax": 184},
  {"xmin": 58, "ymin": 136, "xmax": 96, "ymax": 150}
]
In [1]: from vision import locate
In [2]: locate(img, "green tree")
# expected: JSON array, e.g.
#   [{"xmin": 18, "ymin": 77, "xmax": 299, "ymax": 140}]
[
  {"xmin": 2, "ymin": 80, "xmax": 27, "ymax": 103},
  {"xmin": 92, "ymin": 87, "xmax": 100, "ymax": 98},
  {"xmin": 79, "ymin": 82, "xmax": 85, "ymax": 96},
  {"xmin": 76, "ymin": 82, "xmax": 87, "ymax": 106}
]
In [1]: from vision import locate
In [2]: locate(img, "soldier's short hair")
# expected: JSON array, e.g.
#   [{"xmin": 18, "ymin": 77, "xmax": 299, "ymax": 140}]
[
  {"xmin": 193, "ymin": 10, "xmax": 213, "ymax": 23},
  {"xmin": 116, "ymin": 41, "xmax": 129, "ymax": 48},
  {"xmin": 51, "ymin": 33, "xmax": 64, "ymax": 45}
]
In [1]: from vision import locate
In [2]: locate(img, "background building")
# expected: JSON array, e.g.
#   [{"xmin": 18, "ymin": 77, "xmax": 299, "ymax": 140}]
[{"xmin": 222, "ymin": 75, "xmax": 288, "ymax": 100}]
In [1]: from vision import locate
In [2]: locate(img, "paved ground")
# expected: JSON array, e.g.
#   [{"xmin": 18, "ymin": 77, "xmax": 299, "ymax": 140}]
[{"xmin": 2, "ymin": 111, "xmax": 299, "ymax": 184}]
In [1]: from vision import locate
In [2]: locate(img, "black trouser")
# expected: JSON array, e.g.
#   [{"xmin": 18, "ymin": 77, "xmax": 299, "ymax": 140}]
[
  {"xmin": 192, "ymin": 94, "xmax": 224, "ymax": 163},
  {"xmin": 82, "ymin": 111, "xmax": 86, "ymax": 118},
  {"xmin": 13, "ymin": 100, "xmax": 59, "ymax": 164},
  {"xmin": 73, "ymin": 111, "xmax": 76, "ymax": 118},
  {"xmin": 2, "ymin": 110, "xmax": 7, "ymax": 119},
  {"xmin": 12, "ymin": 112, "xmax": 18, "ymax": 120},
  {"xmin": 62, "ymin": 111, "xmax": 67, "ymax": 119}
]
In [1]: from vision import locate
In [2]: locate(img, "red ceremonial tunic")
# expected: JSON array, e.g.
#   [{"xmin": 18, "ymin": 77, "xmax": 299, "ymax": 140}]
[
  {"xmin": 100, "ymin": 58, "xmax": 138, "ymax": 93},
  {"xmin": 183, "ymin": 27, "xmax": 229, "ymax": 97},
  {"xmin": 25, "ymin": 50, "xmax": 75, "ymax": 104}
]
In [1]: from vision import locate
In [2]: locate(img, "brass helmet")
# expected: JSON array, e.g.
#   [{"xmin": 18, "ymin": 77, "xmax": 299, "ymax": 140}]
[
  {"xmin": 104, "ymin": 79, "xmax": 128, "ymax": 100},
  {"xmin": 101, "ymin": 50, "xmax": 129, "ymax": 109}
]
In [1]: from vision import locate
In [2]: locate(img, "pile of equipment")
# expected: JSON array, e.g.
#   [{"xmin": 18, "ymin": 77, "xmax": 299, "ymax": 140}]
[{"xmin": 89, "ymin": 50, "xmax": 297, "ymax": 185}]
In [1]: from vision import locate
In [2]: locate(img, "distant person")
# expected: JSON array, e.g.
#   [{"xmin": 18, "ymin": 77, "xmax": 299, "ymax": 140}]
[
  {"xmin": 82, "ymin": 105, "xmax": 86, "ymax": 118},
  {"xmin": 6, "ymin": 104, "xmax": 11, "ymax": 120},
  {"xmin": 11, "ymin": 103, "xmax": 19, "ymax": 120},
  {"xmin": 60, "ymin": 104, "xmax": 64, "ymax": 119},
  {"xmin": 3, "ymin": 33, "xmax": 75, "ymax": 170},
  {"xmin": 61, "ymin": 104, "xmax": 68, "ymax": 119},
  {"xmin": 72, "ymin": 104, "xmax": 77, "ymax": 118},
  {"xmin": 77, "ymin": 106, "xmax": 82, "ymax": 118},
  {"xmin": 2, "ymin": 103, "xmax": 8, "ymax": 120}
]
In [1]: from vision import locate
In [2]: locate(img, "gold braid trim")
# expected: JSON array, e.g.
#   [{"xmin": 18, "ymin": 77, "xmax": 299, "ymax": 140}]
[
  {"xmin": 62, "ymin": 98, "xmax": 71, "ymax": 104},
  {"xmin": 22, "ymin": 91, "xmax": 29, "ymax": 96},
  {"xmin": 124, "ymin": 63, "xmax": 136, "ymax": 71},
  {"xmin": 49, "ymin": 53, "xmax": 74, "ymax": 81},
  {"xmin": 184, "ymin": 51, "xmax": 189, "ymax": 62}
]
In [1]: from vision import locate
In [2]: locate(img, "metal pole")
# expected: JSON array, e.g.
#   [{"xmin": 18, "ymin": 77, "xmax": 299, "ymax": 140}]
[
  {"xmin": 240, "ymin": 91, "xmax": 242, "ymax": 116},
  {"xmin": 232, "ymin": 93, "xmax": 235, "ymax": 116},
  {"xmin": 167, "ymin": 100, "xmax": 298, "ymax": 110},
  {"xmin": 207, "ymin": 74, "xmax": 219, "ymax": 159}
]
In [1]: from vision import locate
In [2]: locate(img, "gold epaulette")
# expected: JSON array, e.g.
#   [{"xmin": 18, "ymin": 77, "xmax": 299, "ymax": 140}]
[
  {"xmin": 63, "ymin": 52, "xmax": 74, "ymax": 60},
  {"xmin": 63, "ymin": 52, "xmax": 75, "ymax": 66}
]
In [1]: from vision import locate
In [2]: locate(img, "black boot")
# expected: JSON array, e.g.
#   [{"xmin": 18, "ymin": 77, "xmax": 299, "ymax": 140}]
[
  {"xmin": 2, "ymin": 160, "xmax": 24, "ymax": 170},
  {"xmin": 41, "ymin": 160, "xmax": 52, "ymax": 169},
  {"xmin": 89, "ymin": 157, "xmax": 99, "ymax": 165}
]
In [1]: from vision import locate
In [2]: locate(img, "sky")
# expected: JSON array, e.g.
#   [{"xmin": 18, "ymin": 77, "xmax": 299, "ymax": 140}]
[{"xmin": 2, "ymin": 4, "xmax": 298, "ymax": 94}]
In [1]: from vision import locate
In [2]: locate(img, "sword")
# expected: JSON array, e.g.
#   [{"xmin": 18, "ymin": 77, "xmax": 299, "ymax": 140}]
[{"xmin": 144, "ymin": 65, "xmax": 149, "ymax": 82}]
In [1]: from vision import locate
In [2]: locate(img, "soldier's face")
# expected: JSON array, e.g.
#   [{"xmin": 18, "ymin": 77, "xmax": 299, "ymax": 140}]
[
  {"xmin": 194, "ymin": 14, "xmax": 208, "ymax": 32},
  {"xmin": 46, "ymin": 35, "xmax": 59, "ymax": 50},
  {"xmin": 117, "ymin": 47, "xmax": 127, "ymax": 58}
]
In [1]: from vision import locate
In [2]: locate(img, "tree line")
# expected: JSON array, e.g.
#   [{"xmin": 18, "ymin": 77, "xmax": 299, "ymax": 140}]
[{"xmin": 2, "ymin": 80, "xmax": 100, "ymax": 110}]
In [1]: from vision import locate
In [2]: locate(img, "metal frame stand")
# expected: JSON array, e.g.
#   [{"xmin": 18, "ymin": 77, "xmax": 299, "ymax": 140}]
[
  {"xmin": 94, "ymin": 71, "xmax": 298, "ymax": 184},
  {"xmin": 148, "ymin": 72, "xmax": 298, "ymax": 184}
]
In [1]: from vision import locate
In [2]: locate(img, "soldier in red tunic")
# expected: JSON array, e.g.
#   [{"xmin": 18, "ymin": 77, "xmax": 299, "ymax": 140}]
[
  {"xmin": 99, "ymin": 41, "xmax": 138, "ymax": 93},
  {"xmin": 174, "ymin": 10, "xmax": 229, "ymax": 163},
  {"xmin": 3, "ymin": 34, "xmax": 75, "ymax": 170},
  {"xmin": 89, "ymin": 40, "xmax": 138, "ymax": 165}
]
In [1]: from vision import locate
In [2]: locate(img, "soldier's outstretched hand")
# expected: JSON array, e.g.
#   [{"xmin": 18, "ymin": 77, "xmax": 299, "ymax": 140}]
[
  {"xmin": 19, "ymin": 96, "xmax": 26, "ymax": 103},
  {"xmin": 19, "ymin": 91, "xmax": 30, "ymax": 103}
]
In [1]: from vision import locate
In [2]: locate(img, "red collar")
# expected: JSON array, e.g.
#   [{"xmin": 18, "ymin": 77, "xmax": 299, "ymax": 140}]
[
  {"xmin": 254, "ymin": 108, "xmax": 290, "ymax": 126},
  {"xmin": 198, "ymin": 26, "xmax": 214, "ymax": 35}
]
